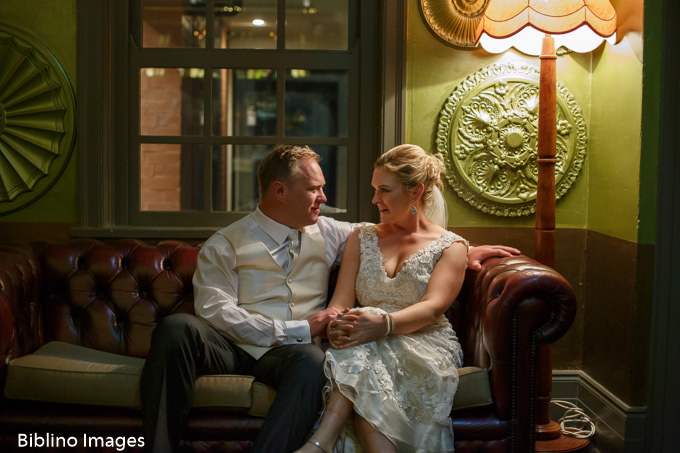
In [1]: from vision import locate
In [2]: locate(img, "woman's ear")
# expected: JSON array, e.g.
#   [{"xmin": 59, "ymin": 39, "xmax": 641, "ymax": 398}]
[{"xmin": 411, "ymin": 183, "xmax": 425, "ymax": 202}]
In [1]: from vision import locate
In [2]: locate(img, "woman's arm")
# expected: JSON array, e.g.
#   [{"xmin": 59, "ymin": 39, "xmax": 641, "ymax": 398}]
[
  {"xmin": 389, "ymin": 241, "xmax": 467, "ymax": 333},
  {"xmin": 327, "ymin": 228, "xmax": 361, "ymax": 312}
]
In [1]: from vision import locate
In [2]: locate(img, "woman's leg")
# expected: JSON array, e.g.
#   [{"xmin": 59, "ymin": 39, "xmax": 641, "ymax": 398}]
[
  {"xmin": 354, "ymin": 414, "xmax": 397, "ymax": 453},
  {"xmin": 295, "ymin": 389, "xmax": 353, "ymax": 453}
]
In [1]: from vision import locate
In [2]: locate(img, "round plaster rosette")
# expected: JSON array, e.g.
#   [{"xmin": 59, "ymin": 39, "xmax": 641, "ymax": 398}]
[
  {"xmin": 436, "ymin": 63, "xmax": 587, "ymax": 217},
  {"xmin": 0, "ymin": 23, "xmax": 76, "ymax": 215}
]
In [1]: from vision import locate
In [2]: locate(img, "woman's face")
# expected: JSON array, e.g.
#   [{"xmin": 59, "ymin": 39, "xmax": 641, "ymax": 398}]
[{"xmin": 371, "ymin": 166, "xmax": 413, "ymax": 223}]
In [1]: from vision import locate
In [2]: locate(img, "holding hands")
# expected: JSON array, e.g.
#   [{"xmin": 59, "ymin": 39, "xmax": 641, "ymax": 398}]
[
  {"xmin": 308, "ymin": 306, "xmax": 343, "ymax": 339},
  {"xmin": 327, "ymin": 309, "xmax": 387, "ymax": 349}
]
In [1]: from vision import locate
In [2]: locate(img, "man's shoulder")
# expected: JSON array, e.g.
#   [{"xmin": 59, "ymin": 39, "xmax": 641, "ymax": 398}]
[
  {"xmin": 316, "ymin": 215, "xmax": 352, "ymax": 231},
  {"xmin": 206, "ymin": 213, "xmax": 256, "ymax": 244}
]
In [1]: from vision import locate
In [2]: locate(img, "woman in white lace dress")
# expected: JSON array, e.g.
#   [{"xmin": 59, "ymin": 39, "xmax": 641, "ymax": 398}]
[{"xmin": 296, "ymin": 144, "xmax": 468, "ymax": 453}]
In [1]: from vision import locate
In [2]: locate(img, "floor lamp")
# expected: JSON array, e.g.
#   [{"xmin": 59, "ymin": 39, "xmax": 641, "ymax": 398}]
[{"xmin": 475, "ymin": 1, "xmax": 617, "ymax": 451}]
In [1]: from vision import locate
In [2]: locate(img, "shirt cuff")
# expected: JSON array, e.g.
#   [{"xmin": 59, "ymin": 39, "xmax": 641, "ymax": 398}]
[{"xmin": 284, "ymin": 320, "xmax": 312, "ymax": 345}]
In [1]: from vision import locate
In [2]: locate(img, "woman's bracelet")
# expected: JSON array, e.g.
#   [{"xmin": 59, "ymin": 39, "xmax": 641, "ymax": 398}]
[{"xmin": 382, "ymin": 313, "xmax": 394, "ymax": 337}]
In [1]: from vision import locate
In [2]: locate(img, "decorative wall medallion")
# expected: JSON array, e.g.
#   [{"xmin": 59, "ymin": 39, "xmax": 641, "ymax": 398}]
[
  {"xmin": 0, "ymin": 24, "xmax": 75, "ymax": 215},
  {"xmin": 436, "ymin": 63, "xmax": 587, "ymax": 217},
  {"xmin": 419, "ymin": 0, "xmax": 490, "ymax": 49}
]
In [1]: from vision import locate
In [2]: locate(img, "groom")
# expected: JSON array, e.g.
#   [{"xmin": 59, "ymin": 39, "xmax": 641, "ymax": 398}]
[{"xmin": 140, "ymin": 144, "xmax": 518, "ymax": 453}]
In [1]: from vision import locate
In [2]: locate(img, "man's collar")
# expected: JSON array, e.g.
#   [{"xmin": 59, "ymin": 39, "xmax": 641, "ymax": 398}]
[{"xmin": 253, "ymin": 207, "xmax": 296, "ymax": 245}]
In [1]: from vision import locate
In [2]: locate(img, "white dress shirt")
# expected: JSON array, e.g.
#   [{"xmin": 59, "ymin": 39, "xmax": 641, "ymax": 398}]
[{"xmin": 193, "ymin": 208, "xmax": 357, "ymax": 358}]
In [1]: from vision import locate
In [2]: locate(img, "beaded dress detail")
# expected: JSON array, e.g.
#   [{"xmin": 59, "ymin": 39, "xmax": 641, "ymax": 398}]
[{"xmin": 324, "ymin": 225, "xmax": 466, "ymax": 452}]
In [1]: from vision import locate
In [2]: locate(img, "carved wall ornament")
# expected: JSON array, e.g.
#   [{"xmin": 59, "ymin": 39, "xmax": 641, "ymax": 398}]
[
  {"xmin": 436, "ymin": 63, "xmax": 587, "ymax": 217},
  {"xmin": 419, "ymin": 0, "xmax": 490, "ymax": 49},
  {"xmin": 0, "ymin": 24, "xmax": 76, "ymax": 215}
]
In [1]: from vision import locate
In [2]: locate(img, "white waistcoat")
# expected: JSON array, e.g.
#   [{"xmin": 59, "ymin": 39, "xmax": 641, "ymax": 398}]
[{"xmin": 225, "ymin": 222, "xmax": 330, "ymax": 357}]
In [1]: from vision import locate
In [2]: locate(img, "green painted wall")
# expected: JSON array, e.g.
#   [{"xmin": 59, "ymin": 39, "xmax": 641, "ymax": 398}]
[
  {"xmin": 0, "ymin": 0, "xmax": 78, "ymax": 224},
  {"xmin": 405, "ymin": 1, "xmax": 643, "ymax": 244},
  {"xmin": 588, "ymin": 37, "xmax": 643, "ymax": 243}
]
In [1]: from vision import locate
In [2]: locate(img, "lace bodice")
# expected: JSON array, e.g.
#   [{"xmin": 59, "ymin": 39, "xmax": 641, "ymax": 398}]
[{"xmin": 355, "ymin": 225, "xmax": 468, "ymax": 312}]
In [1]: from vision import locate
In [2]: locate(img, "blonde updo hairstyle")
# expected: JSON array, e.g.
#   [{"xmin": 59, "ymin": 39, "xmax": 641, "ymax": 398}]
[{"xmin": 375, "ymin": 144, "xmax": 449, "ymax": 227}]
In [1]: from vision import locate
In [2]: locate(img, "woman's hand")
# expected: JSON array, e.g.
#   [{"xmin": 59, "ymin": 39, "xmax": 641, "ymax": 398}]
[{"xmin": 328, "ymin": 309, "xmax": 387, "ymax": 349}]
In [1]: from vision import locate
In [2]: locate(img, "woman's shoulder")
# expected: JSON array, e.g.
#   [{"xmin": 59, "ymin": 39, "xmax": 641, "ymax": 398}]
[
  {"xmin": 360, "ymin": 223, "xmax": 380, "ymax": 233},
  {"xmin": 441, "ymin": 230, "xmax": 468, "ymax": 247},
  {"xmin": 357, "ymin": 223, "xmax": 380, "ymax": 239}
]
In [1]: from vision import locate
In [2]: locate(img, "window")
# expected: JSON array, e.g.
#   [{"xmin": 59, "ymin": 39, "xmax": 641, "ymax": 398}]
[{"xmin": 76, "ymin": 0, "xmax": 405, "ymax": 237}]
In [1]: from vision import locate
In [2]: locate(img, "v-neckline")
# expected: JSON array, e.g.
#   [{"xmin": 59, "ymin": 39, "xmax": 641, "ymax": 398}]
[{"xmin": 371, "ymin": 230, "xmax": 448, "ymax": 280}]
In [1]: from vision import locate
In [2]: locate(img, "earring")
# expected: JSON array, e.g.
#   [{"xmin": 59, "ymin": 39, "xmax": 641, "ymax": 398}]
[{"xmin": 410, "ymin": 204, "xmax": 417, "ymax": 215}]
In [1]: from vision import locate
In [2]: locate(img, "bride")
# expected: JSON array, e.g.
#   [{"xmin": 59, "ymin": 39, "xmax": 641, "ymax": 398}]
[{"xmin": 297, "ymin": 144, "xmax": 468, "ymax": 453}]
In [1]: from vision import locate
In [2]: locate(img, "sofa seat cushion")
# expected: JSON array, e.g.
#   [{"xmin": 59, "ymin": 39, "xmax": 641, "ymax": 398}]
[
  {"xmin": 4, "ymin": 342, "xmax": 492, "ymax": 416},
  {"xmin": 3, "ymin": 341, "xmax": 274, "ymax": 415}
]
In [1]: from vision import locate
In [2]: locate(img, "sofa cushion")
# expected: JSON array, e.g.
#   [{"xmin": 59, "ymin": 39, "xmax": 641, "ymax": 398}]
[
  {"xmin": 453, "ymin": 366, "xmax": 493, "ymax": 410},
  {"xmin": 3, "ymin": 341, "xmax": 271, "ymax": 413},
  {"xmin": 5, "ymin": 341, "xmax": 145, "ymax": 408},
  {"xmin": 5, "ymin": 342, "xmax": 492, "ymax": 415}
]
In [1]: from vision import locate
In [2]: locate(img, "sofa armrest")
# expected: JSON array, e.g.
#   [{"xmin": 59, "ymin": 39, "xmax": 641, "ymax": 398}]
[
  {"xmin": 463, "ymin": 254, "xmax": 576, "ymax": 421},
  {"xmin": 0, "ymin": 243, "xmax": 43, "ymax": 371}
]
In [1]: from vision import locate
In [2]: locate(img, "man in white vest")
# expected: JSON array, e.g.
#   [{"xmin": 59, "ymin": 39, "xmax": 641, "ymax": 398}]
[{"xmin": 141, "ymin": 145, "xmax": 519, "ymax": 453}]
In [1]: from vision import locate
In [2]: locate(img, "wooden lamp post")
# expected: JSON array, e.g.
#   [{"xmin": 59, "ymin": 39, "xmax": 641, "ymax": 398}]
[{"xmin": 475, "ymin": 1, "xmax": 617, "ymax": 451}]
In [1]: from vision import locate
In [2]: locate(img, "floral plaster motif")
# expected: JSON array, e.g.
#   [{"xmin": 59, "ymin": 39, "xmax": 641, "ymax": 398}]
[
  {"xmin": 436, "ymin": 63, "xmax": 587, "ymax": 217},
  {"xmin": 0, "ymin": 24, "xmax": 75, "ymax": 214}
]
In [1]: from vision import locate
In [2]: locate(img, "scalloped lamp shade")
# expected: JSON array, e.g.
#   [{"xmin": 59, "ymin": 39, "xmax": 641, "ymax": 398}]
[{"xmin": 477, "ymin": 0, "xmax": 617, "ymax": 55}]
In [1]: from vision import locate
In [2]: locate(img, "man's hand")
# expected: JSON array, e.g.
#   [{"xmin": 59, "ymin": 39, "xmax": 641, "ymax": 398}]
[
  {"xmin": 467, "ymin": 245, "xmax": 521, "ymax": 271},
  {"xmin": 307, "ymin": 306, "xmax": 343, "ymax": 339}
]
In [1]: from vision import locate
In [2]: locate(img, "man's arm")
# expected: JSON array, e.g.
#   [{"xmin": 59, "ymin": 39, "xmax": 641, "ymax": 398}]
[
  {"xmin": 467, "ymin": 245, "xmax": 521, "ymax": 271},
  {"xmin": 193, "ymin": 235, "xmax": 314, "ymax": 347}
]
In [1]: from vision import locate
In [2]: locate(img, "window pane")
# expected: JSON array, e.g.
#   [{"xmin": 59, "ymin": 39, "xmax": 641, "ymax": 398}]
[
  {"xmin": 140, "ymin": 68, "xmax": 205, "ymax": 136},
  {"xmin": 286, "ymin": 70, "xmax": 348, "ymax": 137},
  {"xmin": 316, "ymin": 145, "xmax": 348, "ymax": 213},
  {"xmin": 211, "ymin": 144, "xmax": 347, "ymax": 213},
  {"xmin": 140, "ymin": 143, "xmax": 205, "ymax": 212},
  {"xmin": 214, "ymin": 0, "xmax": 277, "ymax": 49},
  {"xmin": 142, "ymin": 0, "xmax": 207, "ymax": 48},
  {"xmin": 212, "ymin": 144, "xmax": 268, "ymax": 212},
  {"xmin": 212, "ymin": 69, "xmax": 277, "ymax": 136},
  {"xmin": 285, "ymin": 0, "xmax": 348, "ymax": 50}
]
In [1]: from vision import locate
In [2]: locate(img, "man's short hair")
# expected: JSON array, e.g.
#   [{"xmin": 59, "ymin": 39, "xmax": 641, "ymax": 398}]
[{"xmin": 257, "ymin": 145, "xmax": 321, "ymax": 196}]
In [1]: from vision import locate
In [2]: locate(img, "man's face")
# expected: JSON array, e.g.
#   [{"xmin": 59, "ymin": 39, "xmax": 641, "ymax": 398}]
[{"xmin": 283, "ymin": 158, "xmax": 327, "ymax": 229}]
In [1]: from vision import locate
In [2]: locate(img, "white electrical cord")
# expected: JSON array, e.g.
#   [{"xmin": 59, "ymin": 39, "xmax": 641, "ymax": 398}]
[{"xmin": 551, "ymin": 400, "xmax": 596, "ymax": 439}]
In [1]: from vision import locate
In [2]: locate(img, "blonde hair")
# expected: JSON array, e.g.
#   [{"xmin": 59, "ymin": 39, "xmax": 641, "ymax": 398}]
[
  {"xmin": 257, "ymin": 144, "xmax": 321, "ymax": 195},
  {"xmin": 375, "ymin": 144, "xmax": 445, "ymax": 207}
]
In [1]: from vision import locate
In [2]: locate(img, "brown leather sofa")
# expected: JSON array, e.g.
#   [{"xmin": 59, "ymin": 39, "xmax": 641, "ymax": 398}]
[{"xmin": 0, "ymin": 238, "xmax": 576, "ymax": 452}]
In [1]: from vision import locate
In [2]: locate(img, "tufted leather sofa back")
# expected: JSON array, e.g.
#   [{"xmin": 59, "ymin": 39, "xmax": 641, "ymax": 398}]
[
  {"xmin": 34, "ymin": 239, "xmax": 199, "ymax": 358},
  {"xmin": 1, "ymin": 238, "xmax": 484, "ymax": 366}
]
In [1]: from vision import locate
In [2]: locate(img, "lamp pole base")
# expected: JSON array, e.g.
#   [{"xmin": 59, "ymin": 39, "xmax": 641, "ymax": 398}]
[
  {"xmin": 536, "ymin": 420, "xmax": 562, "ymax": 440},
  {"xmin": 536, "ymin": 434, "xmax": 590, "ymax": 453}
]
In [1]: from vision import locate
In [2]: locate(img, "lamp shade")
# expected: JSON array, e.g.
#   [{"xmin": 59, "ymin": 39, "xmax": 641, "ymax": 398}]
[{"xmin": 477, "ymin": 0, "xmax": 617, "ymax": 55}]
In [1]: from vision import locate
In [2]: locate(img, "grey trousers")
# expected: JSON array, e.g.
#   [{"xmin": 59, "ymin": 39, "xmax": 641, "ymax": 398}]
[{"xmin": 140, "ymin": 313, "xmax": 326, "ymax": 453}]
